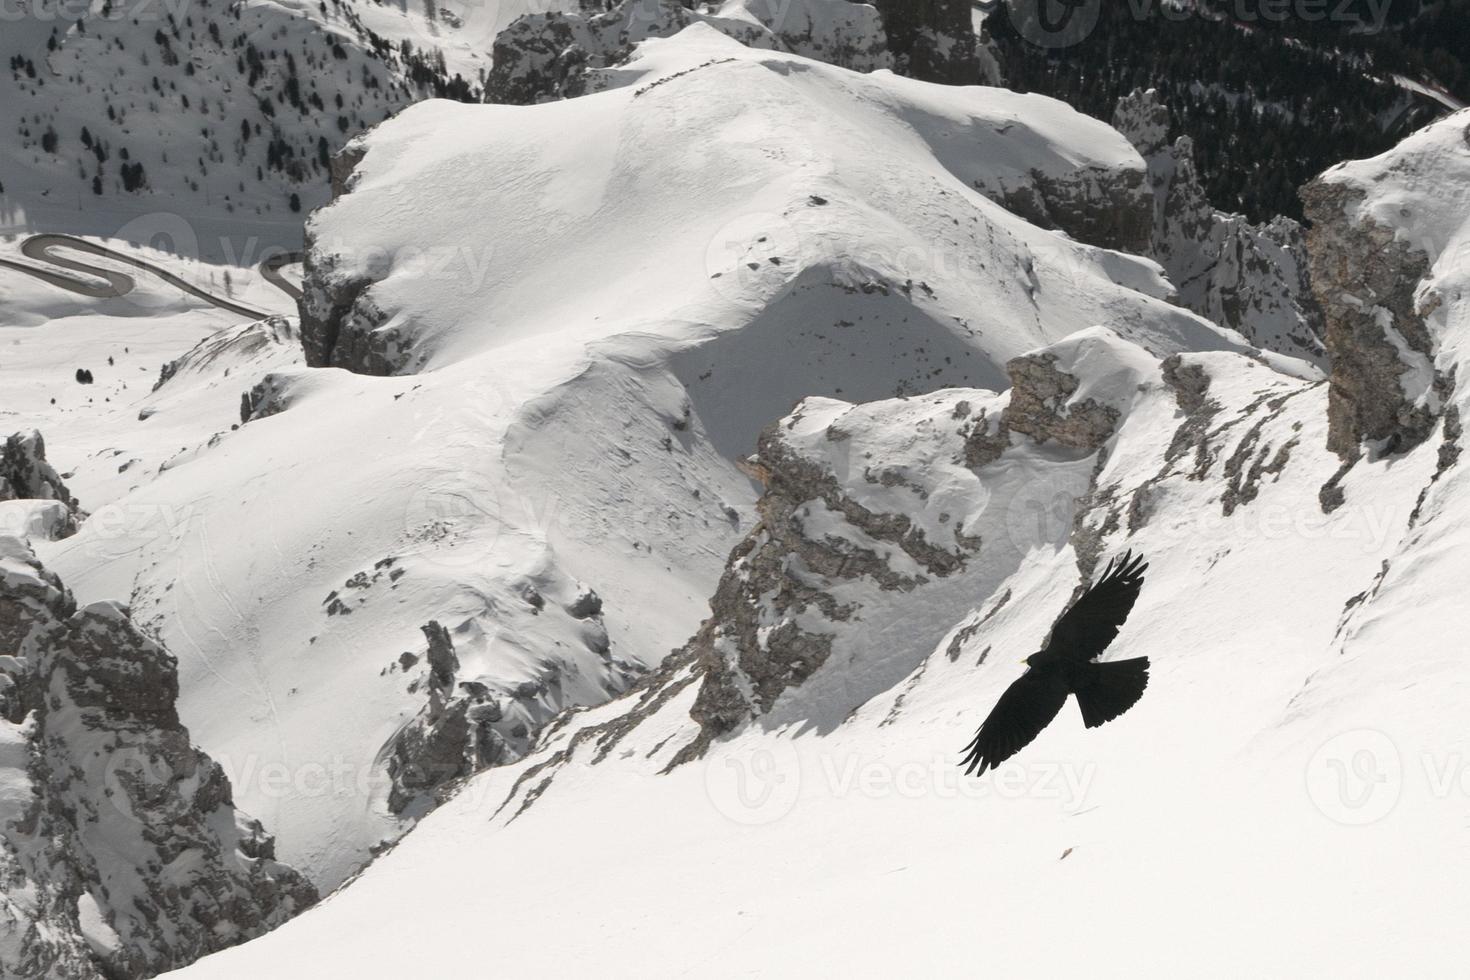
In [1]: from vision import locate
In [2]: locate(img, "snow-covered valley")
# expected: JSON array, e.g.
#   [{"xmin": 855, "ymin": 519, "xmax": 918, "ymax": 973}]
[{"xmin": 2, "ymin": 2, "xmax": 1469, "ymax": 976}]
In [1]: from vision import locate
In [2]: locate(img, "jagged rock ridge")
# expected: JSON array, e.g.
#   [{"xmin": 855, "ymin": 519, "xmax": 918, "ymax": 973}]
[{"xmin": 1113, "ymin": 89, "xmax": 1325, "ymax": 363}]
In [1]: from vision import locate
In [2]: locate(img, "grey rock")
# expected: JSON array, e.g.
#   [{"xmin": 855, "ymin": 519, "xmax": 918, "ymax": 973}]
[
  {"xmin": 680, "ymin": 409, "xmax": 979, "ymax": 750},
  {"xmin": 1004, "ymin": 353, "xmax": 1120, "ymax": 451},
  {"xmin": 964, "ymin": 351, "xmax": 1121, "ymax": 466},
  {"xmin": 1302, "ymin": 177, "xmax": 1445, "ymax": 459},
  {"xmin": 240, "ymin": 372, "xmax": 294, "ymax": 424},
  {"xmin": 1113, "ymin": 89, "xmax": 1324, "ymax": 362},
  {"xmin": 329, "ymin": 142, "xmax": 366, "ymax": 201},
  {"xmin": 387, "ymin": 698, "xmax": 474, "ymax": 814},
  {"xmin": 0, "ymin": 541, "xmax": 316, "ymax": 979},
  {"xmin": 422, "ymin": 620, "xmax": 459, "ymax": 691},
  {"xmin": 567, "ymin": 587, "xmax": 603, "ymax": 620},
  {"xmin": 384, "ymin": 621, "xmax": 520, "ymax": 814},
  {"xmin": 0, "ymin": 430, "xmax": 80, "ymax": 514},
  {"xmin": 996, "ymin": 167, "xmax": 1152, "ymax": 255},
  {"xmin": 297, "ymin": 242, "xmax": 402, "ymax": 374}
]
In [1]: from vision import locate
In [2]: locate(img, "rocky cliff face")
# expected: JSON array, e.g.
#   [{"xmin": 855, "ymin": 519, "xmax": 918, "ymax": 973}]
[
  {"xmin": 380, "ymin": 578, "xmax": 637, "ymax": 816},
  {"xmin": 673, "ymin": 327, "xmax": 1149, "ymax": 755},
  {"xmin": 383, "ymin": 620, "xmax": 502, "ymax": 815},
  {"xmin": 0, "ymin": 539, "xmax": 315, "ymax": 979},
  {"xmin": 991, "ymin": 164, "xmax": 1152, "ymax": 256},
  {"xmin": 297, "ymin": 253, "xmax": 403, "ymax": 374},
  {"xmin": 1113, "ymin": 89, "xmax": 1324, "ymax": 363},
  {"xmin": 1, "ymin": 431, "xmax": 80, "ymax": 511},
  {"xmin": 0, "ymin": 431, "xmax": 82, "ymax": 542},
  {"xmin": 0, "ymin": 431, "xmax": 74, "ymax": 507},
  {"xmin": 1302, "ymin": 178, "xmax": 1446, "ymax": 461},
  {"xmin": 682, "ymin": 408, "xmax": 980, "ymax": 746}
]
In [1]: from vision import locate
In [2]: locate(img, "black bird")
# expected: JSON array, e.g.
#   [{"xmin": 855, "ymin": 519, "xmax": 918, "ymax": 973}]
[{"xmin": 961, "ymin": 551, "xmax": 1150, "ymax": 776}]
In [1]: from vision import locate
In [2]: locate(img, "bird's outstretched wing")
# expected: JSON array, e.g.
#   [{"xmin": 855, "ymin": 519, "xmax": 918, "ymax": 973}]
[
  {"xmin": 1042, "ymin": 551, "xmax": 1148, "ymax": 663},
  {"xmin": 960, "ymin": 668, "xmax": 1070, "ymax": 775}
]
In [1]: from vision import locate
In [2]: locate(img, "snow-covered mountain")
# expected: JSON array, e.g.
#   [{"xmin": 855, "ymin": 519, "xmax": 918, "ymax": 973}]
[
  {"xmin": 168, "ymin": 102, "xmax": 1470, "ymax": 977},
  {"xmin": 0, "ymin": 0, "xmax": 997, "ymax": 253},
  {"xmin": 16, "ymin": 22, "xmax": 1251, "ymax": 895},
  {"xmin": 2, "ymin": 7, "xmax": 1468, "ymax": 978}
]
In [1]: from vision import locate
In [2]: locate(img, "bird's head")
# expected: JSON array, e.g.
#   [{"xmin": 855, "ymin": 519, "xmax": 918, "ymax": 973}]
[{"xmin": 1021, "ymin": 653, "xmax": 1037, "ymax": 667}]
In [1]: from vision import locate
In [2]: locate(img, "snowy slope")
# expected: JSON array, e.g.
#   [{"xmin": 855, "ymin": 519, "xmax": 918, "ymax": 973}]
[
  {"xmin": 5, "ymin": 24, "xmax": 1256, "ymax": 896},
  {"xmin": 167, "ymin": 109, "xmax": 1470, "ymax": 978},
  {"xmin": 167, "ymin": 325, "xmax": 1467, "ymax": 978}
]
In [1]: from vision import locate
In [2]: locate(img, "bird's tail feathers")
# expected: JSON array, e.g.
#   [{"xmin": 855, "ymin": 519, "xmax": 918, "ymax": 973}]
[{"xmin": 1075, "ymin": 657, "xmax": 1149, "ymax": 729}]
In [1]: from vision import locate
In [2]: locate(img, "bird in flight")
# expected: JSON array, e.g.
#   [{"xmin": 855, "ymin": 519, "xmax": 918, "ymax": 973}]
[{"xmin": 961, "ymin": 551, "xmax": 1150, "ymax": 775}]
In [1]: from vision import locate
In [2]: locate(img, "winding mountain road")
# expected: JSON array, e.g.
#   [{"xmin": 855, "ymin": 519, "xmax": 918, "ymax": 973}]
[{"xmin": 0, "ymin": 234, "xmax": 303, "ymax": 319}]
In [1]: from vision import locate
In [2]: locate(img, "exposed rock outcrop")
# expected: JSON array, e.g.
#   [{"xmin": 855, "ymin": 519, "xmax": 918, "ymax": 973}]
[
  {"xmin": 328, "ymin": 143, "xmax": 366, "ymax": 201},
  {"xmin": 384, "ymin": 620, "xmax": 488, "ymax": 815},
  {"xmin": 383, "ymin": 599, "xmax": 633, "ymax": 815},
  {"xmin": 1302, "ymin": 178, "xmax": 1444, "ymax": 459},
  {"xmin": 0, "ymin": 431, "xmax": 79, "ymax": 514},
  {"xmin": 297, "ymin": 247, "xmax": 403, "ymax": 375},
  {"xmin": 296, "ymin": 172, "xmax": 400, "ymax": 373},
  {"xmin": 994, "ymin": 165, "xmax": 1152, "ymax": 255},
  {"xmin": 684, "ymin": 418, "xmax": 971, "ymax": 742},
  {"xmin": 682, "ymin": 329, "xmax": 1144, "ymax": 750},
  {"xmin": 0, "ymin": 431, "xmax": 82, "ymax": 541},
  {"xmin": 965, "ymin": 330, "xmax": 1143, "ymax": 467},
  {"xmin": 1113, "ymin": 89, "xmax": 1324, "ymax": 362},
  {"xmin": 0, "ymin": 539, "xmax": 316, "ymax": 979},
  {"xmin": 1000, "ymin": 352, "xmax": 1122, "ymax": 451},
  {"xmin": 240, "ymin": 373, "xmax": 296, "ymax": 424}
]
